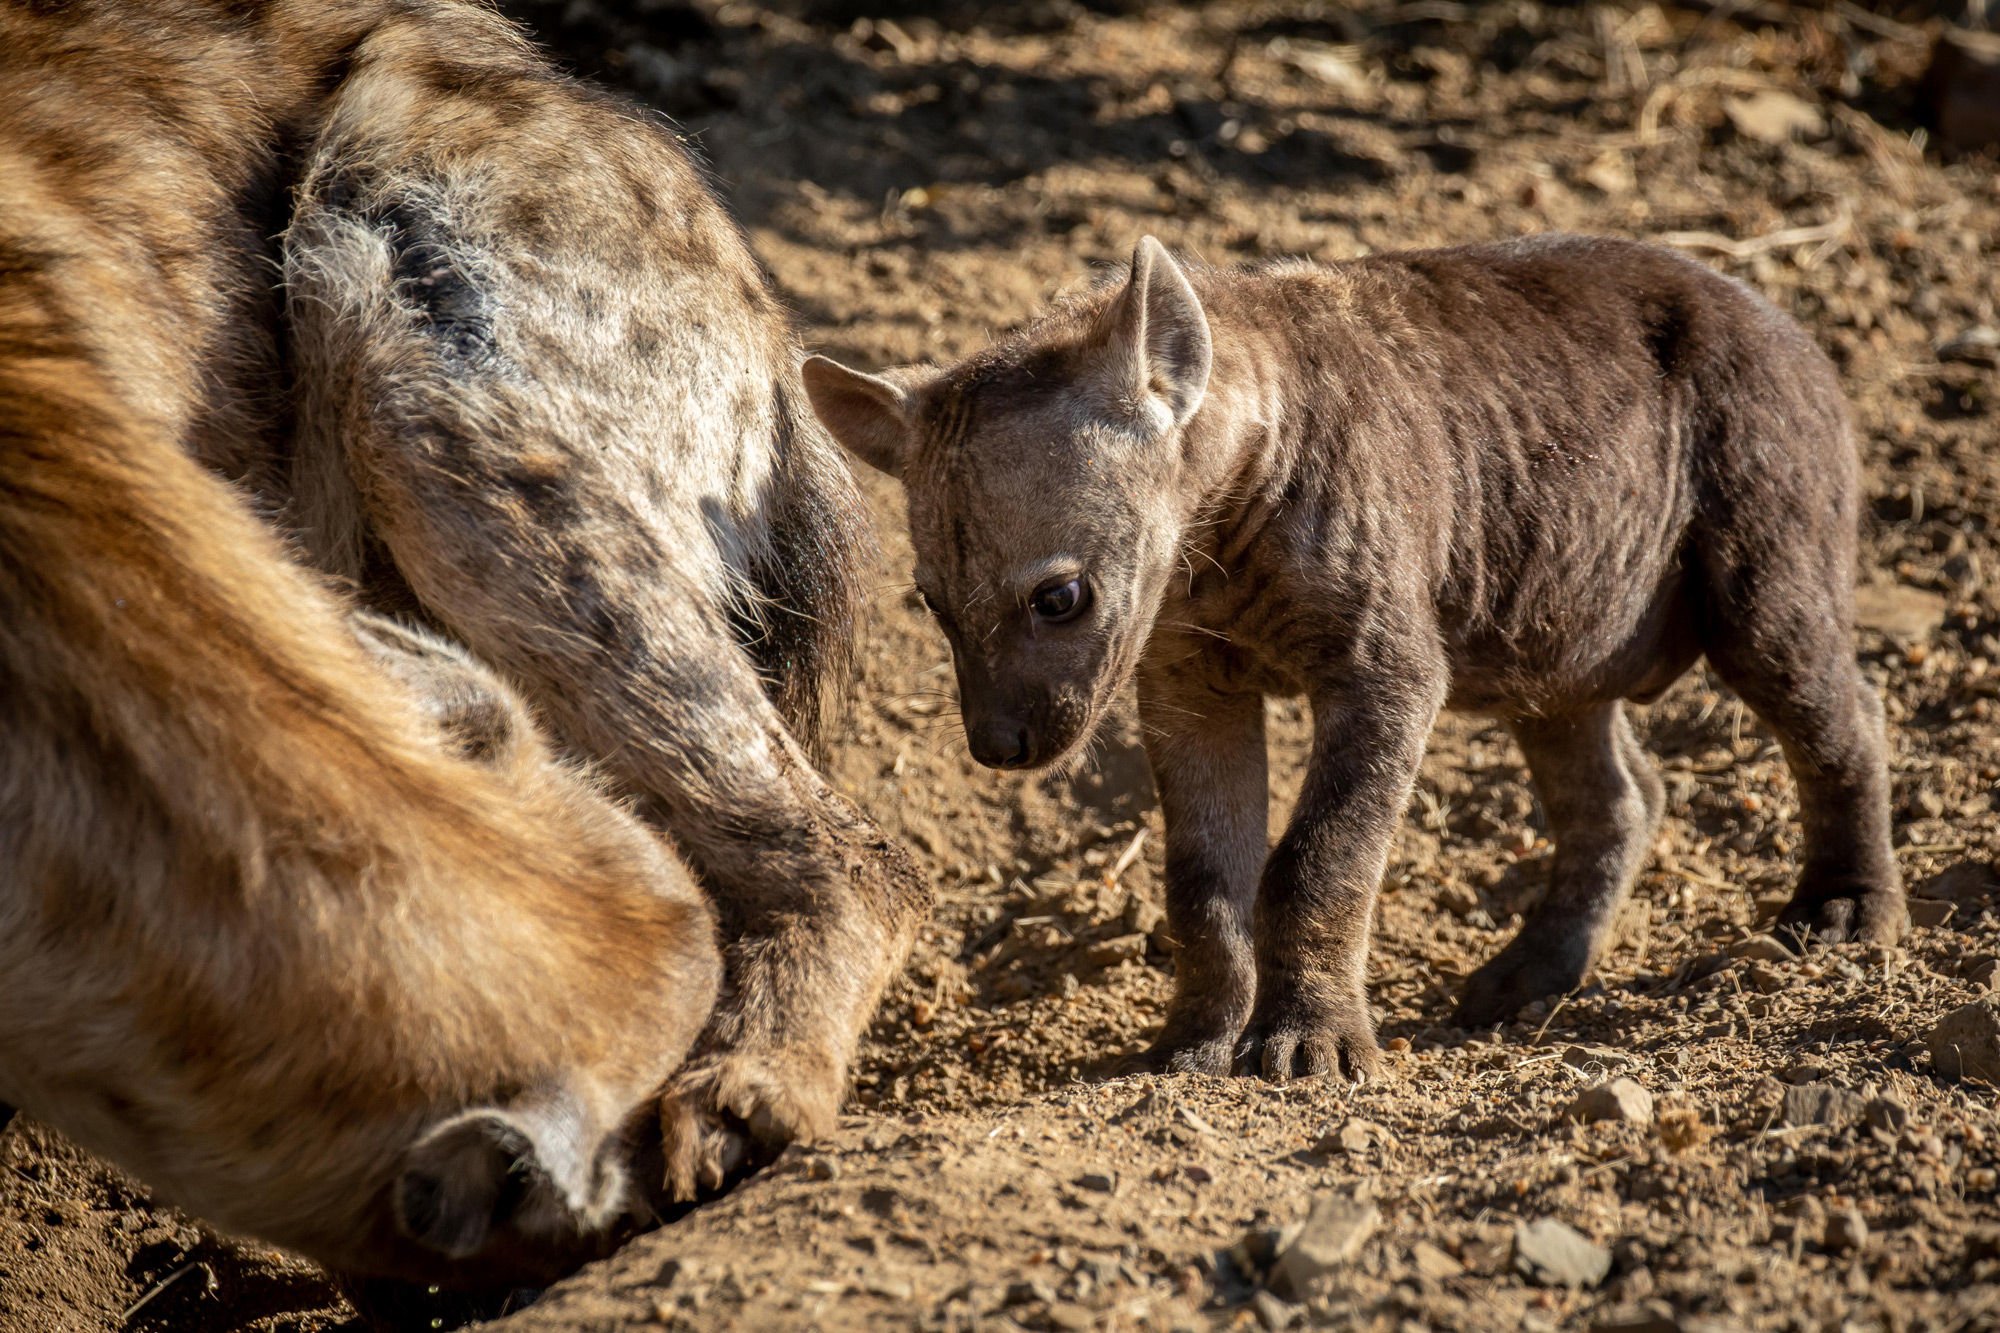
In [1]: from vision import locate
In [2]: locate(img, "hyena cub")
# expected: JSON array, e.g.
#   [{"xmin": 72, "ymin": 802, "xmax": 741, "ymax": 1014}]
[{"xmin": 806, "ymin": 234, "xmax": 1903, "ymax": 1081}]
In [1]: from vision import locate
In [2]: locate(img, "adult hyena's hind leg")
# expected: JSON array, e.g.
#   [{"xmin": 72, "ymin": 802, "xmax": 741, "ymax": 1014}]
[
  {"xmin": 1455, "ymin": 703, "xmax": 1665, "ymax": 1027},
  {"xmin": 1699, "ymin": 566, "xmax": 1903, "ymax": 947}
]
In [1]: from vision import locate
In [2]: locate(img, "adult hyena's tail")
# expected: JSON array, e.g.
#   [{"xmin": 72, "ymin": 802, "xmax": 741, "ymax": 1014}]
[{"xmin": 744, "ymin": 372, "xmax": 872, "ymax": 754}]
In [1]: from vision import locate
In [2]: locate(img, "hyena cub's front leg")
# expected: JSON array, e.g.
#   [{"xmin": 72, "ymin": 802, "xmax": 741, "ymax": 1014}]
[
  {"xmin": 1454, "ymin": 703, "xmax": 1665, "ymax": 1028},
  {"xmin": 1130, "ymin": 675, "xmax": 1267, "ymax": 1076},
  {"xmin": 1239, "ymin": 669, "xmax": 1445, "ymax": 1083}
]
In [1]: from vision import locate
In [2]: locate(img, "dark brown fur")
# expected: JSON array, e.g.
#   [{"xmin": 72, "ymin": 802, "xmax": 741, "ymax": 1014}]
[{"xmin": 808, "ymin": 233, "xmax": 1901, "ymax": 1082}]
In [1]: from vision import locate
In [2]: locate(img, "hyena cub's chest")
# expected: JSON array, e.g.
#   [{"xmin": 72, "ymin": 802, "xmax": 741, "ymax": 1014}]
[{"xmin": 1154, "ymin": 560, "xmax": 1324, "ymax": 700}]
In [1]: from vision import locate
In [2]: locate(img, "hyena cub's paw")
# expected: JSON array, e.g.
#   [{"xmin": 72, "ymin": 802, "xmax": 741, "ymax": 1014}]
[
  {"xmin": 1123, "ymin": 994, "xmax": 1250, "ymax": 1077},
  {"xmin": 1235, "ymin": 984, "xmax": 1382, "ymax": 1084},
  {"xmin": 1776, "ymin": 881, "xmax": 1906, "ymax": 947},
  {"xmin": 1122, "ymin": 1033, "xmax": 1237, "ymax": 1078},
  {"xmin": 1456, "ymin": 924, "xmax": 1592, "ymax": 1024},
  {"xmin": 658, "ymin": 1049, "xmax": 843, "ymax": 1202}
]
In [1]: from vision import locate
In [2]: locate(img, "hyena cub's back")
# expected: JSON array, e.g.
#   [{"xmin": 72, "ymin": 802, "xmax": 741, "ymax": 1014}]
[{"xmin": 807, "ymin": 233, "xmax": 1898, "ymax": 1082}]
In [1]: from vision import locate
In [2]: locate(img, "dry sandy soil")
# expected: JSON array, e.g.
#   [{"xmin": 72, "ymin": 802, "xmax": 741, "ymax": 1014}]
[{"xmin": 4, "ymin": 1, "xmax": 2000, "ymax": 1330}]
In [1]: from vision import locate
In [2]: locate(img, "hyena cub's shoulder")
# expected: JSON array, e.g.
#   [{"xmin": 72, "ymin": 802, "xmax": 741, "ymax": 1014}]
[{"xmin": 809, "ymin": 234, "xmax": 1897, "ymax": 1084}]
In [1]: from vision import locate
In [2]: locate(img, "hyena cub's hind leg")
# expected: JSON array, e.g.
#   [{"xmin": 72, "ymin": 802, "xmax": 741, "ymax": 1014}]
[
  {"xmin": 1455, "ymin": 703, "xmax": 1665, "ymax": 1027},
  {"xmin": 1701, "ymin": 594, "xmax": 1903, "ymax": 947}
]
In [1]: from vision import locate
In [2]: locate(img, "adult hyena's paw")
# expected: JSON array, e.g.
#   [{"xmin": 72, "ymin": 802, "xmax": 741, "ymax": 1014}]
[
  {"xmin": 1454, "ymin": 926, "xmax": 1592, "ymax": 1029},
  {"xmin": 658, "ymin": 1049, "xmax": 843, "ymax": 1202},
  {"xmin": 1776, "ymin": 881, "xmax": 1906, "ymax": 947},
  {"xmin": 1235, "ymin": 987, "xmax": 1381, "ymax": 1084}
]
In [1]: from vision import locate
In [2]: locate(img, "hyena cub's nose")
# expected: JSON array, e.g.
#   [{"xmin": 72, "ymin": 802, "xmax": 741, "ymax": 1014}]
[{"xmin": 968, "ymin": 719, "xmax": 1032, "ymax": 770}]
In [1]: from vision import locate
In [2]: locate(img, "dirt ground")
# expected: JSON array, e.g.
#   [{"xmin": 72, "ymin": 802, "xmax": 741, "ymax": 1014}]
[{"xmin": 5, "ymin": 1, "xmax": 2000, "ymax": 1330}]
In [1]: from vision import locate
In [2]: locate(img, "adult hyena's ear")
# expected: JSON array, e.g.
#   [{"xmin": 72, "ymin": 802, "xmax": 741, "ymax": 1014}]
[
  {"xmin": 801, "ymin": 356, "xmax": 914, "ymax": 479},
  {"xmin": 1097, "ymin": 235, "xmax": 1213, "ymax": 427}
]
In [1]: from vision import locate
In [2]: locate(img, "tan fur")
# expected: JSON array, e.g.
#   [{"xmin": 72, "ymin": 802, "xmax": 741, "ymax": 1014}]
[{"xmin": 1, "ymin": 0, "xmax": 923, "ymax": 1282}]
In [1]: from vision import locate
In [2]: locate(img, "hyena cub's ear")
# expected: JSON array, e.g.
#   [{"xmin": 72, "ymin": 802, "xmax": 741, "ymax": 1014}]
[
  {"xmin": 1097, "ymin": 235, "xmax": 1213, "ymax": 427},
  {"xmin": 801, "ymin": 356, "xmax": 915, "ymax": 479}
]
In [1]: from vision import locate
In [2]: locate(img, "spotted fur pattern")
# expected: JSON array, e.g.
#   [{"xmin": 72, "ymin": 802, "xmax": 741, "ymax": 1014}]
[{"xmin": 0, "ymin": 0, "xmax": 924, "ymax": 1282}]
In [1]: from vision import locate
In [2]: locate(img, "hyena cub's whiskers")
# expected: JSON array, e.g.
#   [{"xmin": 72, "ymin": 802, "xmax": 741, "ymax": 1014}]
[{"xmin": 807, "ymin": 232, "xmax": 1900, "ymax": 1082}]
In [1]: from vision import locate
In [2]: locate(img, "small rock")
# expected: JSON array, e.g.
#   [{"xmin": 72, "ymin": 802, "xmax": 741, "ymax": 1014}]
[
  {"xmin": 1779, "ymin": 1062, "xmax": 1829, "ymax": 1085},
  {"xmin": 1611, "ymin": 1238, "xmax": 1649, "ymax": 1273},
  {"xmin": 1047, "ymin": 1302, "xmax": 1096, "ymax": 1332},
  {"xmin": 1916, "ymin": 860, "xmax": 1997, "ymax": 903},
  {"xmin": 1909, "ymin": 900, "xmax": 1958, "ymax": 930},
  {"xmin": 1440, "ymin": 880, "xmax": 1483, "ymax": 918},
  {"xmin": 1075, "ymin": 1171, "xmax": 1118, "ymax": 1194},
  {"xmin": 1853, "ymin": 584, "xmax": 1948, "ymax": 641},
  {"xmin": 1124, "ymin": 897, "xmax": 1164, "ymax": 936},
  {"xmin": 1250, "ymin": 1289, "xmax": 1301, "ymax": 1330},
  {"xmin": 1563, "ymin": 1044, "xmax": 1637, "ymax": 1072},
  {"xmin": 1966, "ymin": 956, "xmax": 2000, "ymax": 990},
  {"xmin": 1004, "ymin": 1278, "xmax": 1055, "ymax": 1307},
  {"xmin": 1729, "ymin": 935, "xmax": 1795, "ymax": 964},
  {"xmin": 1589, "ymin": 1304, "xmax": 1679, "ymax": 1333},
  {"xmin": 1824, "ymin": 1208, "xmax": 1870, "ymax": 1252},
  {"xmin": 1087, "ymin": 933, "xmax": 1149, "ymax": 967},
  {"xmin": 1314, "ymin": 1117, "xmax": 1394, "ymax": 1155},
  {"xmin": 1939, "ymin": 326, "xmax": 2000, "ymax": 370},
  {"xmin": 1579, "ymin": 148, "xmax": 1633, "ymax": 195},
  {"xmin": 1744, "ymin": 964, "xmax": 1783, "ymax": 995},
  {"xmin": 1411, "ymin": 1240, "xmax": 1464, "ymax": 1280},
  {"xmin": 1269, "ymin": 1192, "xmax": 1380, "ymax": 1300},
  {"xmin": 1513, "ymin": 1218, "xmax": 1611, "ymax": 1289},
  {"xmin": 1783, "ymin": 1082, "xmax": 1866, "ymax": 1129},
  {"xmin": 1779, "ymin": 1194, "xmax": 1825, "ymax": 1224},
  {"xmin": 1930, "ymin": 997, "xmax": 2000, "ymax": 1082},
  {"xmin": 805, "ymin": 1155, "xmax": 840, "ymax": 1181},
  {"xmin": 1176, "ymin": 1106, "xmax": 1219, "ymax": 1137},
  {"xmin": 1723, "ymin": 89, "xmax": 1824, "ymax": 143},
  {"xmin": 1566, "ymin": 1078, "xmax": 1655, "ymax": 1128},
  {"xmin": 1901, "ymin": 1128, "xmax": 1946, "ymax": 1158},
  {"xmin": 1866, "ymin": 1096, "xmax": 1911, "ymax": 1137}
]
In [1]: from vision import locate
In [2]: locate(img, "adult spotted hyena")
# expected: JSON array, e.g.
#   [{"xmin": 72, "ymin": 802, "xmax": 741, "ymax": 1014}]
[
  {"xmin": 807, "ymin": 234, "xmax": 1900, "ymax": 1084},
  {"xmin": 0, "ymin": 0, "xmax": 923, "ymax": 1283}
]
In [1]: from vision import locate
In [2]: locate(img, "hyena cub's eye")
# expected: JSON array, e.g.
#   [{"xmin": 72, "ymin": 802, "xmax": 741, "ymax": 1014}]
[{"xmin": 1030, "ymin": 578, "xmax": 1089, "ymax": 623}]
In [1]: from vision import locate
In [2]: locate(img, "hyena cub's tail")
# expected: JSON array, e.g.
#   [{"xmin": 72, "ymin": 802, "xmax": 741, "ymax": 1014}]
[{"xmin": 744, "ymin": 373, "xmax": 872, "ymax": 755}]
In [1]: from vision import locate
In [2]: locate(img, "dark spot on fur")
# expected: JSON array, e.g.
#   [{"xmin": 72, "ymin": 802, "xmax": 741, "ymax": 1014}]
[
  {"xmin": 1640, "ymin": 297, "xmax": 1692, "ymax": 379},
  {"xmin": 375, "ymin": 200, "xmax": 497, "ymax": 367},
  {"xmin": 501, "ymin": 457, "xmax": 581, "ymax": 524},
  {"xmin": 561, "ymin": 554, "xmax": 621, "ymax": 645}
]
